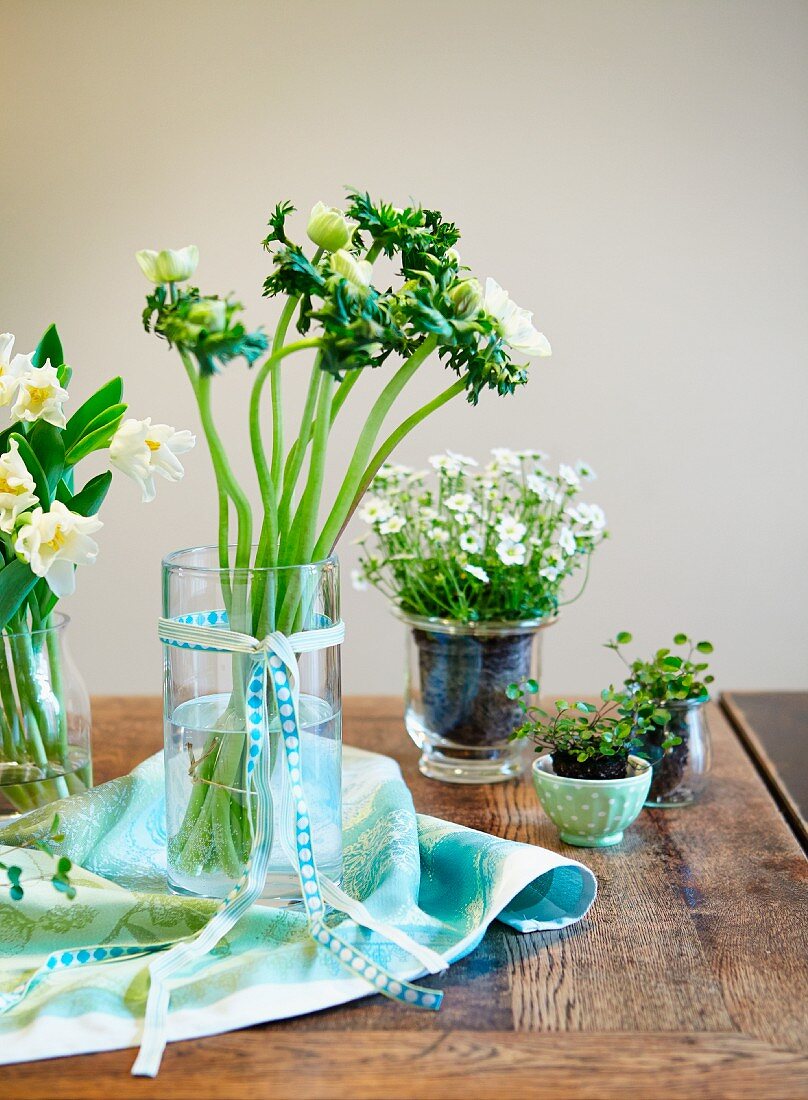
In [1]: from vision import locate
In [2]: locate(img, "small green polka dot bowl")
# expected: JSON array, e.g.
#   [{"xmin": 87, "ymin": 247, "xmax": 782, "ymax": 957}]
[{"xmin": 531, "ymin": 754, "xmax": 652, "ymax": 847}]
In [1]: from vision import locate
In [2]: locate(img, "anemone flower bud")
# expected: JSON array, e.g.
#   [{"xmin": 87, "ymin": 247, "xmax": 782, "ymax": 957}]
[
  {"xmin": 186, "ymin": 298, "xmax": 227, "ymax": 333},
  {"xmin": 448, "ymin": 277, "xmax": 483, "ymax": 320},
  {"xmin": 136, "ymin": 246, "xmax": 199, "ymax": 284},
  {"xmin": 307, "ymin": 202, "xmax": 352, "ymax": 252},
  {"xmin": 330, "ymin": 249, "xmax": 373, "ymax": 291}
]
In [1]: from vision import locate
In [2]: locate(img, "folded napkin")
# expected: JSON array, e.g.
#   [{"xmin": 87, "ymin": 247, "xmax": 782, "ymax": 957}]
[{"xmin": 0, "ymin": 745, "xmax": 596, "ymax": 1065}]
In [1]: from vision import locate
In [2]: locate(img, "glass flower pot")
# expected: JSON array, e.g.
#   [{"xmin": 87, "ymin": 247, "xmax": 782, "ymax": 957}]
[
  {"xmin": 0, "ymin": 614, "xmax": 92, "ymax": 819},
  {"xmin": 397, "ymin": 611, "xmax": 555, "ymax": 784},
  {"xmin": 642, "ymin": 698, "xmax": 711, "ymax": 807},
  {"xmin": 162, "ymin": 547, "xmax": 342, "ymax": 902}
]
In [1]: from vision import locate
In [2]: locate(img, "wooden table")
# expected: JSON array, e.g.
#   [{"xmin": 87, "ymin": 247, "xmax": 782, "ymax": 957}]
[
  {"xmin": 12, "ymin": 696, "xmax": 808, "ymax": 1099},
  {"xmin": 723, "ymin": 692, "xmax": 808, "ymax": 849}
]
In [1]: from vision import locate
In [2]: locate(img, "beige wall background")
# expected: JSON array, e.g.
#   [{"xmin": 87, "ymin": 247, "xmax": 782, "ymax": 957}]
[{"xmin": 2, "ymin": 0, "xmax": 807, "ymax": 698}]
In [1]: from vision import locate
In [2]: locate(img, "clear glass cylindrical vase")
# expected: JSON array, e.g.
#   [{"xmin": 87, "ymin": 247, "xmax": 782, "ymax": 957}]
[
  {"xmin": 162, "ymin": 547, "xmax": 342, "ymax": 902},
  {"xmin": 397, "ymin": 611, "xmax": 555, "ymax": 784},
  {"xmin": 0, "ymin": 614, "xmax": 92, "ymax": 819}
]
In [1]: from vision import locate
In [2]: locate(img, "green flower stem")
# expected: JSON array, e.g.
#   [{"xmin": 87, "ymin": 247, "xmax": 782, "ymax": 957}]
[
  {"xmin": 0, "ymin": 643, "xmax": 20, "ymax": 753},
  {"xmin": 45, "ymin": 619, "xmax": 69, "ymax": 761},
  {"xmin": 329, "ymin": 368, "xmax": 361, "ymax": 424},
  {"xmin": 283, "ymin": 371, "xmax": 336, "ymax": 568},
  {"xmin": 312, "ymin": 335, "xmax": 438, "ymax": 560},
  {"xmin": 336, "ymin": 377, "xmax": 465, "ymax": 546},
  {"xmin": 276, "ymin": 354, "xmax": 323, "ymax": 540}
]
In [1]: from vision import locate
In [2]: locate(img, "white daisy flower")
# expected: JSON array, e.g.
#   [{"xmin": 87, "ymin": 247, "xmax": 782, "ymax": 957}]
[
  {"xmin": 351, "ymin": 568, "xmax": 368, "ymax": 591},
  {"xmin": 446, "ymin": 449, "xmax": 478, "ymax": 468},
  {"xmin": 526, "ymin": 474, "xmax": 552, "ymax": 500},
  {"xmin": 445, "ymin": 492, "xmax": 474, "ymax": 514},
  {"xmin": 558, "ymin": 464, "xmax": 580, "ymax": 488},
  {"xmin": 575, "ymin": 460, "xmax": 596, "ymax": 481},
  {"xmin": 429, "ymin": 454, "xmax": 462, "ymax": 476},
  {"xmin": 379, "ymin": 514, "xmax": 406, "ymax": 535},
  {"xmin": 490, "ymin": 447, "xmax": 520, "ymax": 470},
  {"xmin": 358, "ymin": 496, "xmax": 395, "ymax": 525},
  {"xmin": 558, "ymin": 525, "xmax": 577, "ymax": 556},
  {"xmin": 496, "ymin": 540, "xmax": 527, "ymax": 566},
  {"xmin": 540, "ymin": 564, "xmax": 563, "ymax": 581},
  {"xmin": 464, "ymin": 563, "xmax": 490, "ymax": 584},
  {"xmin": 427, "ymin": 527, "xmax": 450, "ymax": 544},
  {"xmin": 577, "ymin": 503, "xmax": 607, "ymax": 530},
  {"xmin": 460, "ymin": 530, "xmax": 482, "ymax": 554},
  {"xmin": 496, "ymin": 515, "xmax": 527, "ymax": 543}
]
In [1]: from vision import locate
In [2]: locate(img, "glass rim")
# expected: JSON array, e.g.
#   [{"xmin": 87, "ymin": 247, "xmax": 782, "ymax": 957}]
[
  {"xmin": 392, "ymin": 606, "xmax": 558, "ymax": 637},
  {"xmin": 162, "ymin": 545, "xmax": 339, "ymax": 576},
  {"xmin": 2, "ymin": 611, "xmax": 70, "ymax": 638}
]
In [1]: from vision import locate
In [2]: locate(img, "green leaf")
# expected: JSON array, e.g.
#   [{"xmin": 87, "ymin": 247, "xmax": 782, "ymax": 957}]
[
  {"xmin": 505, "ymin": 683, "xmax": 521, "ymax": 700},
  {"xmin": 575, "ymin": 701, "xmax": 596, "ymax": 713},
  {"xmin": 673, "ymin": 632, "xmax": 688, "ymax": 645},
  {"xmin": 616, "ymin": 631, "xmax": 632, "ymax": 645},
  {"xmin": 57, "ymin": 856, "xmax": 72, "ymax": 875},
  {"xmin": 64, "ymin": 404, "xmax": 126, "ymax": 465},
  {"xmin": 11, "ymin": 432, "xmax": 50, "ymax": 507},
  {"xmin": 661, "ymin": 655, "xmax": 682, "ymax": 669},
  {"xmin": 524, "ymin": 678, "xmax": 539, "ymax": 694},
  {"xmin": 32, "ymin": 324, "xmax": 64, "ymax": 369},
  {"xmin": 27, "ymin": 421, "xmax": 65, "ymax": 494},
  {"xmin": 554, "ymin": 699, "xmax": 570, "ymax": 711},
  {"xmin": 68, "ymin": 471, "xmax": 112, "ymax": 517},
  {"xmin": 696, "ymin": 641, "xmax": 713, "ymax": 654},
  {"xmin": 63, "ymin": 378, "xmax": 124, "ymax": 452},
  {"xmin": 0, "ymin": 559, "xmax": 39, "ymax": 630},
  {"xmin": 652, "ymin": 708, "xmax": 671, "ymax": 724},
  {"xmin": 9, "ymin": 884, "xmax": 23, "ymax": 901}
]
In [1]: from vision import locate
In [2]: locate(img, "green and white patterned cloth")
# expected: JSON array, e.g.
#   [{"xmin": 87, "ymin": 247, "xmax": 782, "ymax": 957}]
[{"xmin": 0, "ymin": 746, "xmax": 596, "ymax": 1065}]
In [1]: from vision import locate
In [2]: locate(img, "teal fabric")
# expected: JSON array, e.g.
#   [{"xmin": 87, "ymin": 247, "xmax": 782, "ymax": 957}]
[{"xmin": 0, "ymin": 746, "xmax": 596, "ymax": 1064}]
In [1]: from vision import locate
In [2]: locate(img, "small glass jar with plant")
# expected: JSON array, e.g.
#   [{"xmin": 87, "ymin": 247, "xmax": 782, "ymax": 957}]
[
  {"xmin": 508, "ymin": 686, "xmax": 653, "ymax": 846},
  {"xmin": 606, "ymin": 631, "xmax": 714, "ymax": 807},
  {"xmin": 355, "ymin": 449, "xmax": 607, "ymax": 783}
]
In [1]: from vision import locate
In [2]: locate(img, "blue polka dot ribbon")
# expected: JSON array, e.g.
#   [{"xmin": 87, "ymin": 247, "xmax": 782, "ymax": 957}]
[{"xmin": 126, "ymin": 611, "xmax": 445, "ymax": 1076}]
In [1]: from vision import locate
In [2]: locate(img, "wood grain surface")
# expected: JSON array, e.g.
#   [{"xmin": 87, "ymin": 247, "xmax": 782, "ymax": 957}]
[
  {"xmin": 9, "ymin": 695, "xmax": 808, "ymax": 1099},
  {"xmin": 723, "ymin": 691, "xmax": 808, "ymax": 849}
]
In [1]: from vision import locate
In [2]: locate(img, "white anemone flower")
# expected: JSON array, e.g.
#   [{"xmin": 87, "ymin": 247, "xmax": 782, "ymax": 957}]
[
  {"xmin": 460, "ymin": 530, "xmax": 482, "ymax": 554},
  {"xmin": 496, "ymin": 539, "xmax": 527, "ymax": 566},
  {"xmin": 483, "ymin": 278, "xmax": 551, "ymax": 357},
  {"xmin": 464, "ymin": 563, "xmax": 490, "ymax": 584},
  {"xmin": 379, "ymin": 514, "xmax": 406, "ymax": 535},
  {"xmin": 496, "ymin": 515, "xmax": 527, "ymax": 543},
  {"xmin": 330, "ymin": 249, "xmax": 373, "ymax": 291},
  {"xmin": 109, "ymin": 417, "xmax": 196, "ymax": 503},
  {"xmin": 0, "ymin": 333, "xmax": 34, "ymax": 408},
  {"xmin": 0, "ymin": 438, "xmax": 39, "ymax": 533},
  {"xmin": 14, "ymin": 501, "xmax": 103, "ymax": 597},
  {"xmin": 136, "ymin": 246, "xmax": 199, "ymax": 284},
  {"xmin": 11, "ymin": 363, "xmax": 69, "ymax": 428},
  {"xmin": 558, "ymin": 525, "xmax": 577, "ymax": 556}
]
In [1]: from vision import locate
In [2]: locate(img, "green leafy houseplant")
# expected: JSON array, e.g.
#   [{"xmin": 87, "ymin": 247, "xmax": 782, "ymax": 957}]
[
  {"xmin": 508, "ymin": 682, "xmax": 657, "ymax": 780},
  {"xmin": 0, "ymin": 325, "xmax": 193, "ymax": 817},
  {"xmin": 607, "ymin": 631, "xmax": 715, "ymax": 802},
  {"xmin": 137, "ymin": 192, "xmax": 550, "ymax": 882}
]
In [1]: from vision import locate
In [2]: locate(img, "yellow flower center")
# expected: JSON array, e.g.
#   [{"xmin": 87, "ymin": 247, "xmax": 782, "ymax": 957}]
[
  {"xmin": 46, "ymin": 526, "xmax": 67, "ymax": 552},
  {"xmin": 0, "ymin": 475, "xmax": 26, "ymax": 496},
  {"xmin": 27, "ymin": 385, "xmax": 51, "ymax": 405},
  {"xmin": 145, "ymin": 438, "xmax": 161, "ymax": 452}
]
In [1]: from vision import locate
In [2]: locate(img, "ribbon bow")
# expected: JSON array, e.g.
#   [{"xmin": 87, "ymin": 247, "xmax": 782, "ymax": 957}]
[{"xmin": 130, "ymin": 612, "xmax": 445, "ymax": 1076}]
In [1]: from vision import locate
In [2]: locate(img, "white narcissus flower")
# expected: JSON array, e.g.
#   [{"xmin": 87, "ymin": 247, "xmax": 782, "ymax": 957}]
[
  {"xmin": 136, "ymin": 246, "xmax": 199, "ymax": 284},
  {"xmin": 14, "ymin": 501, "xmax": 103, "ymax": 597},
  {"xmin": 0, "ymin": 438, "xmax": 39, "ymax": 533},
  {"xmin": 483, "ymin": 278, "xmax": 551, "ymax": 357},
  {"xmin": 11, "ymin": 363, "xmax": 69, "ymax": 428},
  {"xmin": 109, "ymin": 418, "xmax": 196, "ymax": 503},
  {"xmin": 464, "ymin": 563, "xmax": 490, "ymax": 584},
  {"xmin": 330, "ymin": 249, "xmax": 373, "ymax": 291},
  {"xmin": 307, "ymin": 202, "xmax": 352, "ymax": 253},
  {"xmin": 0, "ymin": 333, "xmax": 34, "ymax": 408},
  {"xmin": 379, "ymin": 514, "xmax": 406, "ymax": 535},
  {"xmin": 497, "ymin": 539, "xmax": 527, "ymax": 566}
]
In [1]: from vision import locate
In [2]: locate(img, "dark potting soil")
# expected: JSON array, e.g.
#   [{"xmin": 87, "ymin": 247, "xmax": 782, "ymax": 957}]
[
  {"xmin": 413, "ymin": 628, "xmax": 533, "ymax": 747},
  {"xmin": 644, "ymin": 718, "xmax": 690, "ymax": 801},
  {"xmin": 551, "ymin": 751, "xmax": 630, "ymax": 780}
]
